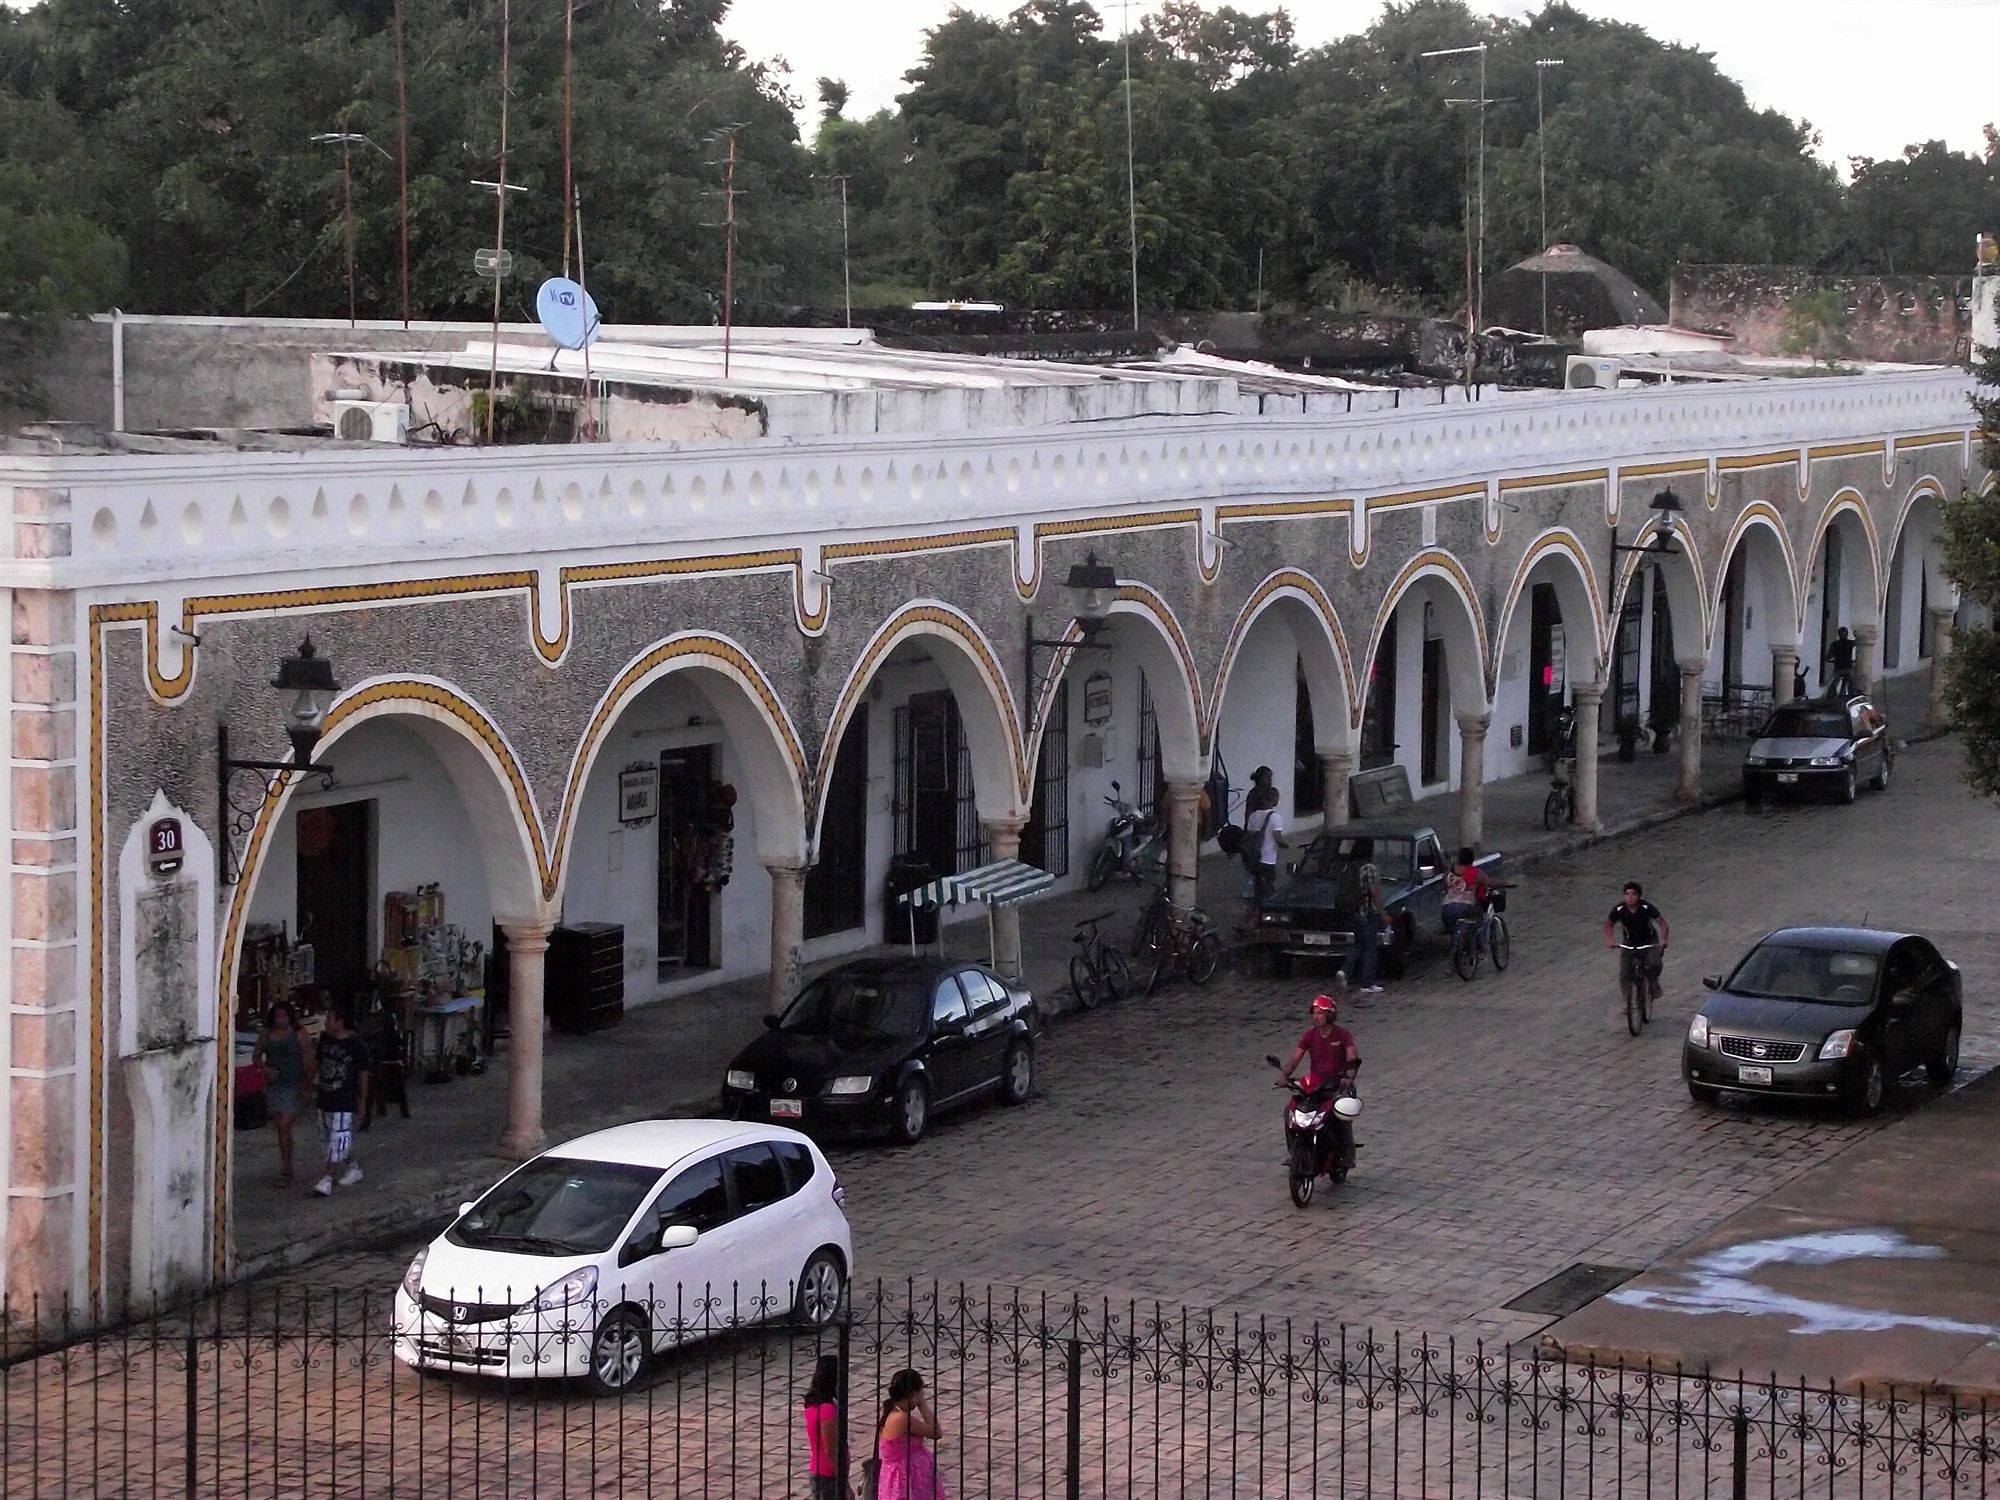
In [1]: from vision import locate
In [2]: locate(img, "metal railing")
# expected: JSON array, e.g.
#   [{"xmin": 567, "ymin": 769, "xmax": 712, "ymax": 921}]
[{"xmin": 3, "ymin": 1279, "xmax": 1993, "ymax": 1497}]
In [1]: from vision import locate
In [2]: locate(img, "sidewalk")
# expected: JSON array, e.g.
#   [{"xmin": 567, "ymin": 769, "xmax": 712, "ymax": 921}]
[{"xmin": 233, "ymin": 672, "xmax": 1938, "ymax": 1274}]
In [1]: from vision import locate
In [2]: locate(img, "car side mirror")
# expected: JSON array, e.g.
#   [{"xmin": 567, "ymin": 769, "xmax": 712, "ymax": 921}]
[
  {"xmin": 1890, "ymin": 989, "xmax": 1921, "ymax": 1008},
  {"xmin": 458, "ymin": 1201, "xmax": 475, "ymax": 1218},
  {"xmin": 763, "ymin": 1014, "xmax": 782, "ymax": 1031},
  {"xmin": 660, "ymin": 1224, "xmax": 700, "ymax": 1251},
  {"xmin": 1701, "ymin": 976, "xmax": 1720, "ymax": 991}
]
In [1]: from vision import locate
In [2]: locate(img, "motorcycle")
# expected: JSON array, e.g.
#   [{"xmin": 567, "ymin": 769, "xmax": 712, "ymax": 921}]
[
  {"xmin": 1266, "ymin": 1055, "xmax": 1360, "ymax": 1208},
  {"xmin": 1086, "ymin": 780, "xmax": 1162, "ymax": 891}
]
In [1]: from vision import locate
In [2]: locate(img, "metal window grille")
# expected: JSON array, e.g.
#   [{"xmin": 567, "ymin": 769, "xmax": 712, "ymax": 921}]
[
  {"xmin": 891, "ymin": 702, "xmax": 912, "ymax": 854},
  {"xmin": 1137, "ymin": 672, "xmax": 1160, "ymax": 818},
  {"xmin": 953, "ymin": 728, "xmax": 986, "ymax": 873},
  {"xmin": 1022, "ymin": 681, "xmax": 1070, "ymax": 876}
]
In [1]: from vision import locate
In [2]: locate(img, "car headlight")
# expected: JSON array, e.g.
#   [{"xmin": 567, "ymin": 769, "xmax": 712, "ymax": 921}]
[
  {"xmin": 1687, "ymin": 1015, "xmax": 1710, "ymax": 1049},
  {"xmin": 532, "ymin": 1265, "xmax": 599, "ymax": 1312},
  {"xmin": 1818, "ymin": 1029, "xmax": 1857, "ymax": 1060},
  {"xmin": 401, "ymin": 1246, "xmax": 428, "ymax": 1300},
  {"xmin": 827, "ymin": 1075, "xmax": 872, "ymax": 1096},
  {"xmin": 1745, "ymin": 755, "xmax": 1766, "ymax": 767},
  {"xmin": 725, "ymin": 1070, "xmax": 755, "ymax": 1091}
]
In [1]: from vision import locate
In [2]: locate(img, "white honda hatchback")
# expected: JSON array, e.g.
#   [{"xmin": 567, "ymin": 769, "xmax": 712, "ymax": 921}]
[{"xmin": 392, "ymin": 1119, "xmax": 852, "ymax": 1395}]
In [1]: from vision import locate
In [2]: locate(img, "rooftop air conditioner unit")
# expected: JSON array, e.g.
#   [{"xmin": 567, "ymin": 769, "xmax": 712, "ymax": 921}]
[
  {"xmin": 332, "ymin": 399, "xmax": 411, "ymax": 443},
  {"xmin": 1565, "ymin": 356, "xmax": 1624, "ymax": 391}
]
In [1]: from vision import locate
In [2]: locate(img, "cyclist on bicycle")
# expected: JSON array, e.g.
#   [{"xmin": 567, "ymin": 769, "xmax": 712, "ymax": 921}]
[
  {"xmin": 1603, "ymin": 881, "xmax": 1670, "ymax": 1002},
  {"xmin": 1441, "ymin": 847, "xmax": 1499, "ymax": 935}
]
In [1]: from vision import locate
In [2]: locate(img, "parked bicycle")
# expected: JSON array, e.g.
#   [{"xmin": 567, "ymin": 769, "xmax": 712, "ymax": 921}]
[
  {"xmin": 1617, "ymin": 940, "xmax": 1658, "ymax": 1036},
  {"xmin": 1068, "ymin": 911, "xmax": 1133, "ymax": 1010},
  {"xmin": 1132, "ymin": 887, "xmax": 1221, "ymax": 996},
  {"xmin": 1449, "ymin": 889, "xmax": 1512, "ymax": 982},
  {"xmin": 1543, "ymin": 758, "xmax": 1574, "ymax": 830}
]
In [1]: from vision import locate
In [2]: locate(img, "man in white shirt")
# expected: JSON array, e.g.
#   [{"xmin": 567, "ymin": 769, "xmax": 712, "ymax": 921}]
[{"xmin": 1247, "ymin": 787, "xmax": 1287, "ymax": 908}]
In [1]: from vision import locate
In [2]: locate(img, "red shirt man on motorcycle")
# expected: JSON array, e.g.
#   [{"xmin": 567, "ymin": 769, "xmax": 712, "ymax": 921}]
[{"xmin": 1280, "ymin": 993, "xmax": 1360, "ymax": 1093}]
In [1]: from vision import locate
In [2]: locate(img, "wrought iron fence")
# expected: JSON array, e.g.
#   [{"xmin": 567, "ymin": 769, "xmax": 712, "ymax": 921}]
[{"xmin": 3, "ymin": 1279, "xmax": 1993, "ymax": 1498}]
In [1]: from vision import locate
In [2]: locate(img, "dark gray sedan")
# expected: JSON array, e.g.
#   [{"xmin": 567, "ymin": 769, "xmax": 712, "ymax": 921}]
[
  {"xmin": 1741, "ymin": 693, "xmax": 1892, "ymax": 804},
  {"xmin": 1683, "ymin": 927, "xmax": 1961, "ymax": 1114}
]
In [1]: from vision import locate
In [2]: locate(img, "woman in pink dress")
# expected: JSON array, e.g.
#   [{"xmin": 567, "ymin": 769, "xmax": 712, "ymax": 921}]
[{"xmin": 874, "ymin": 1368, "xmax": 944, "ymax": 1500}]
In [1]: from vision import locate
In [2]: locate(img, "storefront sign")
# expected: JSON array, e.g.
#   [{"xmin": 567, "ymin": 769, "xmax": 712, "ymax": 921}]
[
  {"xmin": 146, "ymin": 816, "xmax": 185, "ymax": 876},
  {"xmin": 619, "ymin": 763, "xmax": 659, "ymax": 826},
  {"xmin": 1082, "ymin": 672, "xmax": 1114, "ymax": 726}
]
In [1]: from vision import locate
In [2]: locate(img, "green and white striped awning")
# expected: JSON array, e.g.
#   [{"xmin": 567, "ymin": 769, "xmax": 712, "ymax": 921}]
[{"xmin": 897, "ymin": 859, "xmax": 1055, "ymax": 911}]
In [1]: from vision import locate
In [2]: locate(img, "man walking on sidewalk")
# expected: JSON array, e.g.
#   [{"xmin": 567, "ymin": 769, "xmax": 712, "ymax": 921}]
[{"xmin": 309, "ymin": 1004, "xmax": 371, "ymax": 1198}]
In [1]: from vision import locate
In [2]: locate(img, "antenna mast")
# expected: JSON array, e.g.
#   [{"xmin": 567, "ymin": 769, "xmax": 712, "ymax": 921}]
[
  {"xmin": 721, "ymin": 131, "xmax": 739, "ymax": 379},
  {"xmin": 393, "ymin": 0, "xmax": 410, "ymax": 328},
  {"xmin": 1122, "ymin": 0, "xmax": 1140, "ymax": 332},
  {"xmin": 485, "ymin": 0, "xmax": 513, "ymax": 443}
]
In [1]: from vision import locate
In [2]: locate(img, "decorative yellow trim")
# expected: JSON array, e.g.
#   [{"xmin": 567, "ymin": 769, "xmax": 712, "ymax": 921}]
[
  {"xmin": 1114, "ymin": 582, "xmax": 1206, "ymax": 743},
  {"xmin": 1800, "ymin": 489, "xmax": 1884, "ymax": 622},
  {"xmin": 553, "ymin": 636, "xmax": 807, "ymax": 886},
  {"xmin": 1498, "ymin": 469, "xmax": 1609, "ymax": 493},
  {"xmin": 1363, "ymin": 550, "xmax": 1491, "ymax": 720},
  {"xmin": 1216, "ymin": 497, "xmax": 1354, "ymax": 521},
  {"xmin": 1710, "ymin": 503, "xmax": 1801, "ymax": 646},
  {"xmin": 1808, "ymin": 441, "xmax": 1886, "ymax": 462},
  {"xmin": 86, "ymin": 609, "xmax": 109, "ymax": 1312},
  {"xmin": 1878, "ymin": 478, "xmax": 1949, "ymax": 619},
  {"xmin": 1371, "ymin": 482, "xmax": 1483, "ymax": 511},
  {"xmin": 1492, "ymin": 531, "xmax": 1607, "ymax": 675},
  {"xmin": 1609, "ymin": 517, "xmax": 1710, "ymax": 643},
  {"xmin": 1896, "ymin": 431, "xmax": 1962, "ymax": 450},
  {"xmin": 812, "ymin": 603, "xmax": 1026, "ymax": 832},
  {"xmin": 1205, "ymin": 570, "xmax": 1358, "ymax": 734}
]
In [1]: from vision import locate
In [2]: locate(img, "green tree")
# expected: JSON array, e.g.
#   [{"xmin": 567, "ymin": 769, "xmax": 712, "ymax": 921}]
[
  {"xmin": 1939, "ymin": 338, "xmax": 2000, "ymax": 797},
  {"xmin": 1779, "ymin": 288, "xmax": 1851, "ymax": 367},
  {"xmin": 1837, "ymin": 136, "xmax": 2000, "ymax": 275}
]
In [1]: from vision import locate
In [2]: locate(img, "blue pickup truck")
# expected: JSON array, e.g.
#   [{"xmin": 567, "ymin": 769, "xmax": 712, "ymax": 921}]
[{"xmin": 1249, "ymin": 822, "xmax": 1504, "ymax": 979}]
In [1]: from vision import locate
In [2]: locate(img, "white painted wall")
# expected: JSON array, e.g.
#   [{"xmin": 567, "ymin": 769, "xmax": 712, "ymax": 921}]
[
  {"xmin": 248, "ymin": 719, "xmax": 496, "ymax": 984},
  {"xmin": 1211, "ymin": 613, "xmax": 1304, "ymax": 820},
  {"xmin": 1880, "ymin": 510, "xmax": 1942, "ymax": 679},
  {"xmin": 562, "ymin": 672, "xmax": 774, "ymax": 1005}
]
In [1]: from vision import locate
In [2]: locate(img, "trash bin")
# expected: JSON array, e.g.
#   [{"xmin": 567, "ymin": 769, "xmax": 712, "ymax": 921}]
[{"xmin": 884, "ymin": 854, "xmax": 940, "ymax": 946}]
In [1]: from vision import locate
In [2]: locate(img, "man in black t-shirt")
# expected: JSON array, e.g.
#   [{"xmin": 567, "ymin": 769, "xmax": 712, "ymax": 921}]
[
  {"xmin": 1603, "ymin": 881, "xmax": 1670, "ymax": 1001},
  {"xmin": 309, "ymin": 1006, "xmax": 370, "ymax": 1199},
  {"xmin": 1825, "ymin": 627, "xmax": 1859, "ymax": 696}
]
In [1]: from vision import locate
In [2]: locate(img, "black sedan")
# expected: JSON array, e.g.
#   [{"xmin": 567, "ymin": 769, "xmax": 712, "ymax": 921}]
[
  {"xmin": 1741, "ymin": 693, "xmax": 1892, "ymax": 804},
  {"xmin": 1683, "ymin": 927, "xmax": 1962, "ymax": 1114},
  {"xmin": 721, "ymin": 957, "xmax": 1039, "ymax": 1145}
]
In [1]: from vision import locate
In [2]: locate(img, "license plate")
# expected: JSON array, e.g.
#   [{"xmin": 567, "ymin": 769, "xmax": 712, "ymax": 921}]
[
  {"xmin": 1776, "ymin": 773, "xmax": 1798, "ymax": 784},
  {"xmin": 1301, "ymin": 932, "xmax": 1331, "ymax": 946},
  {"xmin": 770, "ymin": 1098, "xmax": 803, "ymax": 1119},
  {"xmin": 1737, "ymin": 1065, "xmax": 1773, "ymax": 1085}
]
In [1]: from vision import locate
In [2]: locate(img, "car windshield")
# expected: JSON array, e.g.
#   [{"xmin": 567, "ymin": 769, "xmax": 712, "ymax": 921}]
[
  {"xmin": 778, "ymin": 973, "xmax": 924, "ymax": 1042},
  {"xmin": 1297, "ymin": 836, "xmax": 1413, "ymax": 879},
  {"xmin": 448, "ymin": 1157, "xmax": 663, "ymax": 1256},
  {"xmin": 1762, "ymin": 709, "xmax": 1849, "ymax": 740},
  {"xmin": 1726, "ymin": 944, "xmax": 1881, "ymax": 1005}
]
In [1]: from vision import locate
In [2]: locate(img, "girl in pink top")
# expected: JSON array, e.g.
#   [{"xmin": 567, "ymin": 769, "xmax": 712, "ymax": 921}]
[
  {"xmin": 875, "ymin": 1368, "xmax": 944, "ymax": 1500},
  {"xmin": 802, "ymin": 1355, "xmax": 847, "ymax": 1500}
]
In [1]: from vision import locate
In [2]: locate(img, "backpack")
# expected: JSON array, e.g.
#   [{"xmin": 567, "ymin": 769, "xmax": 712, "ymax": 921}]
[
  {"xmin": 1214, "ymin": 823, "xmax": 1245, "ymax": 858},
  {"xmin": 1239, "ymin": 810, "xmax": 1270, "ymax": 874}
]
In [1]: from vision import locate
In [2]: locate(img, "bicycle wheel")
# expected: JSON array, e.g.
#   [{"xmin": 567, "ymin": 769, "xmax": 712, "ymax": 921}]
[
  {"xmin": 1187, "ymin": 930, "xmax": 1221, "ymax": 985},
  {"xmin": 1451, "ymin": 926, "xmax": 1480, "ymax": 982},
  {"xmin": 1146, "ymin": 941, "xmax": 1176, "ymax": 998},
  {"xmin": 1099, "ymin": 946, "xmax": 1133, "ymax": 1001},
  {"xmin": 1623, "ymin": 972, "xmax": 1641, "ymax": 1036},
  {"xmin": 1639, "ymin": 970, "xmax": 1654, "ymax": 1025},
  {"xmin": 1069, "ymin": 952, "xmax": 1101, "ymax": 1010},
  {"xmin": 1542, "ymin": 785, "xmax": 1567, "ymax": 831},
  {"xmin": 1489, "ymin": 916, "xmax": 1511, "ymax": 972}
]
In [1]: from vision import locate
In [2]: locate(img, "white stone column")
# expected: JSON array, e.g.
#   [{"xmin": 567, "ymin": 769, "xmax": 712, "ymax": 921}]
[
  {"xmin": 1771, "ymin": 646, "xmax": 1801, "ymax": 705},
  {"xmin": 1927, "ymin": 607, "xmax": 1956, "ymax": 727},
  {"xmin": 1675, "ymin": 660, "xmax": 1706, "ymax": 804},
  {"xmin": 979, "ymin": 817, "xmax": 1025, "ymax": 977},
  {"xmin": 1319, "ymin": 749, "xmax": 1354, "ymax": 827},
  {"xmin": 1455, "ymin": 712, "xmax": 1490, "ymax": 847},
  {"xmin": 762, "ymin": 859, "xmax": 811, "ymax": 1015},
  {"xmin": 495, "ymin": 920, "xmax": 553, "ymax": 1161},
  {"xmin": 1853, "ymin": 623, "xmax": 1880, "ymax": 693},
  {"xmin": 1571, "ymin": 680, "xmax": 1605, "ymax": 832},
  {"xmin": 1163, "ymin": 778, "xmax": 1204, "ymax": 912}
]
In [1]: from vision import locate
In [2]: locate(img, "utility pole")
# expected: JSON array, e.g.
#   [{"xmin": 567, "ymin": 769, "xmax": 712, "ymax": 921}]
[
  {"xmin": 714, "ymin": 130, "xmax": 741, "ymax": 379},
  {"xmin": 1122, "ymin": 0, "xmax": 1140, "ymax": 332},
  {"xmin": 1535, "ymin": 58, "xmax": 1564, "ymax": 335},
  {"xmin": 310, "ymin": 131, "xmax": 392, "ymax": 328},
  {"xmin": 834, "ymin": 174, "xmax": 852, "ymax": 328},
  {"xmin": 1422, "ymin": 43, "xmax": 1494, "ymax": 333},
  {"xmin": 393, "ymin": 0, "xmax": 410, "ymax": 327},
  {"xmin": 487, "ymin": 0, "xmax": 512, "ymax": 442}
]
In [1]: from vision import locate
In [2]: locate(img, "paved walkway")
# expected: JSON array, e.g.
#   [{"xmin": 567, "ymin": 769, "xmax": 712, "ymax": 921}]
[
  {"xmin": 1545, "ymin": 1065, "xmax": 2000, "ymax": 1398},
  {"xmin": 233, "ymin": 673, "xmax": 1936, "ymax": 1273}
]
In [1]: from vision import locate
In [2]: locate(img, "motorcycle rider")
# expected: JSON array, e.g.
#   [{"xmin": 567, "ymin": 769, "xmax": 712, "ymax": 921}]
[
  {"xmin": 1278, "ymin": 994, "xmax": 1360, "ymax": 1169},
  {"xmin": 1603, "ymin": 880, "xmax": 1670, "ymax": 1002}
]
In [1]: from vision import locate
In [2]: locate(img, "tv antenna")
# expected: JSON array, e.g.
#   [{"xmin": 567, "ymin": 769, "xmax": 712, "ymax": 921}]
[{"xmin": 704, "ymin": 125, "xmax": 749, "ymax": 379}]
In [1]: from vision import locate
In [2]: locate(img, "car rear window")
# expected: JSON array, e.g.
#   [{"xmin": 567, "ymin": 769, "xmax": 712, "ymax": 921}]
[
  {"xmin": 773, "ymin": 1140, "xmax": 816, "ymax": 1192},
  {"xmin": 729, "ymin": 1145, "xmax": 791, "ymax": 1214}
]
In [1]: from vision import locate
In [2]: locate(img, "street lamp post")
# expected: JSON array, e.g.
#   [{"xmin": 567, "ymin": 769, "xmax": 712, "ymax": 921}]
[
  {"xmin": 216, "ymin": 639, "xmax": 342, "ymax": 885},
  {"xmin": 1025, "ymin": 553, "xmax": 1120, "ymax": 738}
]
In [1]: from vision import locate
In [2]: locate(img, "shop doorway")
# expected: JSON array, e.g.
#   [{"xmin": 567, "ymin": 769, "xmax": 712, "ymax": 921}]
[
  {"xmin": 806, "ymin": 707, "xmax": 869, "ymax": 938},
  {"xmin": 896, "ymin": 691, "xmax": 963, "ymax": 876},
  {"xmin": 1360, "ymin": 612, "xmax": 1398, "ymax": 770},
  {"xmin": 295, "ymin": 800, "xmax": 372, "ymax": 1011},
  {"xmin": 1420, "ymin": 634, "xmax": 1446, "ymax": 786},
  {"xmin": 1292, "ymin": 667, "xmax": 1323, "ymax": 815},
  {"xmin": 657, "ymin": 745, "xmax": 717, "ymax": 973},
  {"xmin": 1527, "ymin": 584, "xmax": 1561, "ymax": 756}
]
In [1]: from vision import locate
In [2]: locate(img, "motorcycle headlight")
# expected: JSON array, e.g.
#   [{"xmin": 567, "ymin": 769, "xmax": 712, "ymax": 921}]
[
  {"xmin": 1687, "ymin": 1015, "xmax": 1710, "ymax": 1049},
  {"xmin": 401, "ymin": 1246, "xmax": 428, "ymax": 1301},
  {"xmin": 725, "ymin": 1070, "xmax": 755, "ymax": 1092},
  {"xmin": 1818, "ymin": 1029, "xmax": 1857, "ymax": 1060},
  {"xmin": 827, "ymin": 1075, "xmax": 873, "ymax": 1096},
  {"xmin": 532, "ymin": 1265, "xmax": 599, "ymax": 1312}
]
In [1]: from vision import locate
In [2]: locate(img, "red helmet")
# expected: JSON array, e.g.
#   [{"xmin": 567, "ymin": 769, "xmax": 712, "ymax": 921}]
[{"xmin": 1311, "ymin": 993, "xmax": 1338, "ymax": 1016}]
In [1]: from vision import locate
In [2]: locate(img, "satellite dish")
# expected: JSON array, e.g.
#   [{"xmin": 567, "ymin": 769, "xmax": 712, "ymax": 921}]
[{"xmin": 536, "ymin": 277, "xmax": 601, "ymax": 350}]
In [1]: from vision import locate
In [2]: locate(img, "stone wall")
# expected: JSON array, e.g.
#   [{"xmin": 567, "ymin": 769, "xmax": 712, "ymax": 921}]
[{"xmin": 1670, "ymin": 266, "xmax": 1973, "ymax": 364}]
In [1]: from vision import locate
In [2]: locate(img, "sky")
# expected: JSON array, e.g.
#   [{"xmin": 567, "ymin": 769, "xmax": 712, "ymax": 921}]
[{"xmin": 722, "ymin": 0, "xmax": 2000, "ymax": 176}]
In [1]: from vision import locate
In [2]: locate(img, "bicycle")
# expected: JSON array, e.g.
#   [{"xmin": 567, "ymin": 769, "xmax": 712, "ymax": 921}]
[
  {"xmin": 1543, "ymin": 758, "xmax": 1574, "ymax": 831},
  {"xmin": 1617, "ymin": 941, "xmax": 1659, "ymax": 1036},
  {"xmin": 1449, "ymin": 889, "xmax": 1512, "ymax": 982},
  {"xmin": 1068, "ymin": 911, "xmax": 1133, "ymax": 1010},
  {"xmin": 1134, "ymin": 889, "xmax": 1221, "ymax": 996}
]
